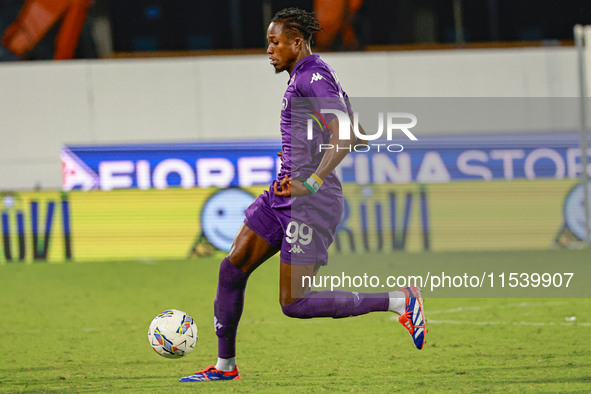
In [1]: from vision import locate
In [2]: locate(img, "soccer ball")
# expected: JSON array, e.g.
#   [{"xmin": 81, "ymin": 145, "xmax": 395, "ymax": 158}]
[{"xmin": 148, "ymin": 309, "xmax": 198, "ymax": 358}]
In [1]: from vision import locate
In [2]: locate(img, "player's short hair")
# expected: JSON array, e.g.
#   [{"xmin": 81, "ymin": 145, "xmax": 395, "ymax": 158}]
[{"xmin": 271, "ymin": 7, "xmax": 321, "ymax": 45}]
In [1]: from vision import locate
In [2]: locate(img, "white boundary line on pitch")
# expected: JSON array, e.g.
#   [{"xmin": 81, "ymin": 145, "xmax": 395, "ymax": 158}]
[
  {"xmin": 394, "ymin": 300, "xmax": 590, "ymax": 326},
  {"xmin": 426, "ymin": 301, "xmax": 569, "ymax": 315},
  {"xmin": 427, "ymin": 320, "xmax": 591, "ymax": 327}
]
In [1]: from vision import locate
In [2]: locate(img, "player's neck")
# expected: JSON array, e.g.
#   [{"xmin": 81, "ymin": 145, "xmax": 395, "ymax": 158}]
[{"xmin": 288, "ymin": 49, "xmax": 313, "ymax": 75}]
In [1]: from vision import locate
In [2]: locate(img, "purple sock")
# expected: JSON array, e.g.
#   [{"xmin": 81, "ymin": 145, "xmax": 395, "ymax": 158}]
[
  {"xmin": 214, "ymin": 258, "xmax": 249, "ymax": 358},
  {"xmin": 281, "ymin": 290, "xmax": 389, "ymax": 318}
]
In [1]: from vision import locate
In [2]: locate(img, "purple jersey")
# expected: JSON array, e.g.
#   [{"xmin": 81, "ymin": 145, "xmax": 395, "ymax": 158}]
[
  {"xmin": 244, "ymin": 54, "xmax": 352, "ymax": 265},
  {"xmin": 244, "ymin": 55, "xmax": 352, "ymax": 265},
  {"xmin": 271, "ymin": 54, "xmax": 352, "ymax": 209}
]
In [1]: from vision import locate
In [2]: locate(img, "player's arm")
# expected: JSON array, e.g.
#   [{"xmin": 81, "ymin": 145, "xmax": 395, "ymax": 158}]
[
  {"xmin": 354, "ymin": 120, "xmax": 369, "ymax": 146},
  {"xmin": 274, "ymin": 113, "xmax": 367, "ymax": 197},
  {"xmin": 274, "ymin": 72, "xmax": 364, "ymax": 197},
  {"xmin": 314, "ymin": 115, "xmax": 354, "ymax": 180},
  {"xmin": 344, "ymin": 92, "xmax": 370, "ymax": 146},
  {"xmin": 275, "ymin": 115, "xmax": 354, "ymax": 197},
  {"xmin": 299, "ymin": 115, "xmax": 371, "ymax": 194}
]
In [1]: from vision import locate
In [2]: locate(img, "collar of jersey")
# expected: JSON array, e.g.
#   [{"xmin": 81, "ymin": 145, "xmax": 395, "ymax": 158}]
[{"xmin": 289, "ymin": 54, "xmax": 319, "ymax": 79}]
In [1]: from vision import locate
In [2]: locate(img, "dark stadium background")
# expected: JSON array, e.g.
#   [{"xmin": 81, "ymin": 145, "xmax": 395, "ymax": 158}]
[
  {"xmin": 1, "ymin": 0, "xmax": 591, "ymax": 59},
  {"xmin": 107, "ymin": 0, "xmax": 591, "ymax": 50}
]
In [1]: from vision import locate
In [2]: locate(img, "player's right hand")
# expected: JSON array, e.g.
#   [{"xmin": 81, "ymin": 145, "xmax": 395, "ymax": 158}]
[
  {"xmin": 273, "ymin": 175, "xmax": 291, "ymax": 197},
  {"xmin": 273, "ymin": 175, "xmax": 313, "ymax": 197}
]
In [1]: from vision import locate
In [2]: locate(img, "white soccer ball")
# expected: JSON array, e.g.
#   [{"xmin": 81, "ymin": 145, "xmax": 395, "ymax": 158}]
[{"xmin": 148, "ymin": 309, "xmax": 198, "ymax": 358}]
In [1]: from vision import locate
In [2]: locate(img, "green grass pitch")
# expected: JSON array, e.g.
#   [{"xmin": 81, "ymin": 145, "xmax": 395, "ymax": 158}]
[{"xmin": 1, "ymin": 250, "xmax": 590, "ymax": 392}]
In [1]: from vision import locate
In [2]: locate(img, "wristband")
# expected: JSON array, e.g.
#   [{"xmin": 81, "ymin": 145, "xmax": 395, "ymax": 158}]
[{"xmin": 303, "ymin": 173, "xmax": 323, "ymax": 194}]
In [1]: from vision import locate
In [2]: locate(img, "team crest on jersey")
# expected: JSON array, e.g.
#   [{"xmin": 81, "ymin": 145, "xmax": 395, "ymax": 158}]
[
  {"xmin": 282, "ymin": 97, "xmax": 288, "ymax": 110},
  {"xmin": 310, "ymin": 72, "xmax": 323, "ymax": 84}
]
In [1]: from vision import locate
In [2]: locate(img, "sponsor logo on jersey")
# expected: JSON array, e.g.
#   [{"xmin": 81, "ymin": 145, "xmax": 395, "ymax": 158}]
[{"xmin": 310, "ymin": 72, "xmax": 323, "ymax": 84}]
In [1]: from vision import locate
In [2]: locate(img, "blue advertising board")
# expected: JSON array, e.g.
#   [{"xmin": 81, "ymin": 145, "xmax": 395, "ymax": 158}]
[{"xmin": 61, "ymin": 132, "xmax": 588, "ymax": 191}]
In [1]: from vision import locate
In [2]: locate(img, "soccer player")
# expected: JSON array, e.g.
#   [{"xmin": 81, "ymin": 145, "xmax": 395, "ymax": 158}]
[{"xmin": 180, "ymin": 8, "xmax": 425, "ymax": 383}]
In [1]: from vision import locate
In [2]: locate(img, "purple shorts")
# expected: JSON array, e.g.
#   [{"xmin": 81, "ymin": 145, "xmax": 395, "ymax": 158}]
[{"xmin": 244, "ymin": 185, "xmax": 343, "ymax": 266}]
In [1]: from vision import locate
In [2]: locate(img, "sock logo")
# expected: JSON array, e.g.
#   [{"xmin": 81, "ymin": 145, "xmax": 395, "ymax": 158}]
[{"xmin": 214, "ymin": 316, "xmax": 223, "ymax": 331}]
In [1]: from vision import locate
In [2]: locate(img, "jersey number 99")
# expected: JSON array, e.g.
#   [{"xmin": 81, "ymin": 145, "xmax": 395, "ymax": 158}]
[{"xmin": 285, "ymin": 221, "xmax": 313, "ymax": 245}]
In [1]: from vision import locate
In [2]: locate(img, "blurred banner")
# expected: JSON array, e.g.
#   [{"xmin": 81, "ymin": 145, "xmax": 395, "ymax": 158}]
[
  {"xmin": 0, "ymin": 179, "xmax": 580, "ymax": 263},
  {"xmin": 61, "ymin": 140, "xmax": 282, "ymax": 191},
  {"xmin": 337, "ymin": 180, "xmax": 578, "ymax": 253},
  {"xmin": 3, "ymin": 130, "xmax": 586, "ymax": 263},
  {"xmin": 0, "ymin": 187, "xmax": 261, "ymax": 263},
  {"xmin": 62, "ymin": 132, "xmax": 586, "ymax": 191}
]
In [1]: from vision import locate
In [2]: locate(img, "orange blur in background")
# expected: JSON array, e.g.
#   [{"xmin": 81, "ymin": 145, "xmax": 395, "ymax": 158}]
[
  {"xmin": 2, "ymin": 0, "xmax": 91, "ymax": 60},
  {"xmin": 314, "ymin": 0, "xmax": 364, "ymax": 51}
]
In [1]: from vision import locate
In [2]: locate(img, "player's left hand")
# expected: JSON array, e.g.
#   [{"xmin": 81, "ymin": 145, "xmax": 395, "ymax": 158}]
[{"xmin": 273, "ymin": 175, "xmax": 311, "ymax": 197}]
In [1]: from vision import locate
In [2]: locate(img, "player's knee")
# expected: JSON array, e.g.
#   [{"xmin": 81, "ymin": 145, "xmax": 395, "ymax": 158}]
[
  {"xmin": 281, "ymin": 302, "xmax": 302, "ymax": 318},
  {"xmin": 226, "ymin": 248, "xmax": 249, "ymax": 272},
  {"xmin": 281, "ymin": 297, "xmax": 308, "ymax": 318},
  {"xmin": 281, "ymin": 299, "xmax": 303, "ymax": 319},
  {"xmin": 218, "ymin": 258, "xmax": 249, "ymax": 286},
  {"xmin": 279, "ymin": 289, "xmax": 295, "ymax": 307}
]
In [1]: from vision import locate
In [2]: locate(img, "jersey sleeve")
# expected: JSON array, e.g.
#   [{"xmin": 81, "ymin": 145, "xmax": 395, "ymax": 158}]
[
  {"xmin": 342, "ymin": 90, "xmax": 354, "ymax": 117},
  {"xmin": 296, "ymin": 68, "xmax": 349, "ymax": 125}
]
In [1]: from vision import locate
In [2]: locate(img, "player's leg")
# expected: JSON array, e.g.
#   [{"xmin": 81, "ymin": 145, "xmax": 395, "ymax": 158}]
[
  {"xmin": 280, "ymin": 193, "xmax": 426, "ymax": 348},
  {"xmin": 180, "ymin": 224, "xmax": 279, "ymax": 382},
  {"xmin": 279, "ymin": 261, "xmax": 398, "ymax": 315},
  {"xmin": 279, "ymin": 261, "xmax": 426, "ymax": 349},
  {"xmin": 277, "ymin": 215, "xmax": 401, "ymax": 316},
  {"xmin": 181, "ymin": 190, "xmax": 283, "ymax": 382},
  {"xmin": 214, "ymin": 223, "xmax": 279, "ymax": 365}
]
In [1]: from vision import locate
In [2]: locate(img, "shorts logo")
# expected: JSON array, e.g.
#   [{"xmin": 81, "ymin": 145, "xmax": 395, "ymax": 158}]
[
  {"xmin": 288, "ymin": 244, "xmax": 305, "ymax": 254},
  {"xmin": 310, "ymin": 72, "xmax": 323, "ymax": 84}
]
